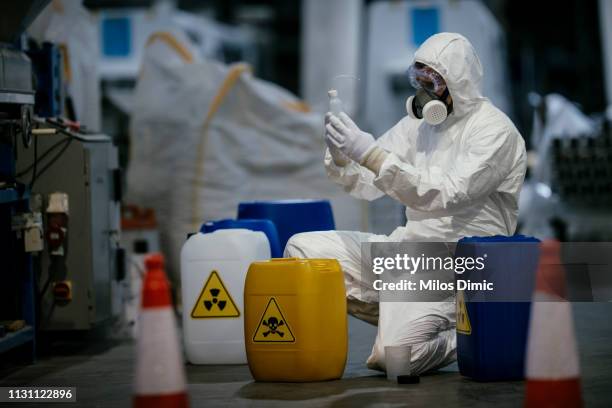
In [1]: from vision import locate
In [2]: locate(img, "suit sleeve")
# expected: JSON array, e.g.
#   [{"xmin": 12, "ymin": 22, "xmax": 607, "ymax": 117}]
[
  {"xmin": 324, "ymin": 117, "xmax": 414, "ymax": 201},
  {"xmin": 372, "ymin": 123, "xmax": 520, "ymax": 212},
  {"xmin": 324, "ymin": 149, "xmax": 384, "ymax": 201}
]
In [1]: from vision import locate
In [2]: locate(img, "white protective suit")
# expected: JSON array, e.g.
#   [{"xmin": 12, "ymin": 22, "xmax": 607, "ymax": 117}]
[{"xmin": 285, "ymin": 33, "xmax": 527, "ymax": 374}]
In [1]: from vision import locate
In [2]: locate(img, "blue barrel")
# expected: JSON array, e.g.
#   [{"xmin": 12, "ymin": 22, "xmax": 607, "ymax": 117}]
[
  {"xmin": 201, "ymin": 218, "xmax": 282, "ymax": 258},
  {"xmin": 237, "ymin": 200, "xmax": 335, "ymax": 254},
  {"xmin": 455, "ymin": 235, "xmax": 540, "ymax": 381}
]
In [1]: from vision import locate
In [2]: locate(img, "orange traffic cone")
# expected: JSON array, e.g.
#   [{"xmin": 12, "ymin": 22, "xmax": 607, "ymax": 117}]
[
  {"xmin": 524, "ymin": 240, "xmax": 582, "ymax": 408},
  {"xmin": 133, "ymin": 253, "xmax": 189, "ymax": 408}
]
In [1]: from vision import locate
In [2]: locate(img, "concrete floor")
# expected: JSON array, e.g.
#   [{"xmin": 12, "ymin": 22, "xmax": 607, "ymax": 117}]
[{"xmin": 1, "ymin": 303, "xmax": 611, "ymax": 407}]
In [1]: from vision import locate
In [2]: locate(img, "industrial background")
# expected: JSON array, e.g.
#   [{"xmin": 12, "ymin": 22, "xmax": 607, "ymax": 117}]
[{"xmin": 1, "ymin": 0, "xmax": 611, "ymax": 406}]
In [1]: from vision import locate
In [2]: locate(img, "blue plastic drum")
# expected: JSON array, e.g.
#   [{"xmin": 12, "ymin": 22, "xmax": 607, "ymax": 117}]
[
  {"xmin": 237, "ymin": 200, "xmax": 335, "ymax": 254},
  {"xmin": 455, "ymin": 235, "xmax": 540, "ymax": 381}
]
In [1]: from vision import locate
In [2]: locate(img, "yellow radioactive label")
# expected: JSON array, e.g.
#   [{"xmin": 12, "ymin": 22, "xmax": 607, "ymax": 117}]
[
  {"xmin": 191, "ymin": 270, "xmax": 240, "ymax": 318},
  {"xmin": 456, "ymin": 290, "xmax": 472, "ymax": 335},
  {"xmin": 252, "ymin": 297, "xmax": 295, "ymax": 343}
]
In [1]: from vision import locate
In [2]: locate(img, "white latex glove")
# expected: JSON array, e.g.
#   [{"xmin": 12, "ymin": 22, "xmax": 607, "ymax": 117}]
[
  {"xmin": 324, "ymin": 113, "xmax": 351, "ymax": 166},
  {"xmin": 325, "ymin": 112, "xmax": 375, "ymax": 164}
]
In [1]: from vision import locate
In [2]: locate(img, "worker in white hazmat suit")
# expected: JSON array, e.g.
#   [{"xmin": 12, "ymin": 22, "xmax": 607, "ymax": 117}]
[{"xmin": 285, "ymin": 33, "xmax": 527, "ymax": 374}]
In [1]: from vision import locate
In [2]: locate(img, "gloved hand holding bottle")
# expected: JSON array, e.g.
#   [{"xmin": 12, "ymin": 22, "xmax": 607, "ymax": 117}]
[
  {"xmin": 324, "ymin": 112, "xmax": 351, "ymax": 166},
  {"xmin": 326, "ymin": 89, "xmax": 352, "ymax": 166},
  {"xmin": 325, "ymin": 112, "xmax": 375, "ymax": 162},
  {"xmin": 325, "ymin": 112, "xmax": 389, "ymax": 174}
]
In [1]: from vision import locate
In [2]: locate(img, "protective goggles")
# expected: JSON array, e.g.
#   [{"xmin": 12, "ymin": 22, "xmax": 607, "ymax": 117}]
[{"xmin": 407, "ymin": 62, "xmax": 447, "ymax": 94}]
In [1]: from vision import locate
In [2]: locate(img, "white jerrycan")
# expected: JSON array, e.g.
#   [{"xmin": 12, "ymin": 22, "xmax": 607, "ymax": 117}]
[{"xmin": 181, "ymin": 229, "xmax": 270, "ymax": 364}]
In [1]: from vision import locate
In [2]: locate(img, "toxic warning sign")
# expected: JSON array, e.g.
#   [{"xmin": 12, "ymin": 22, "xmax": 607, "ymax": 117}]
[
  {"xmin": 191, "ymin": 270, "xmax": 240, "ymax": 318},
  {"xmin": 252, "ymin": 297, "xmax": 295, "ymax": 343},
  {"xmin": 456, "ymin": 290, "xmax": 472, "ymax": 335}
]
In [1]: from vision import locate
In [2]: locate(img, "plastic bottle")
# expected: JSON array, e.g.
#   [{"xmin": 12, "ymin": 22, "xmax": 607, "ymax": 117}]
[
  {"xmin": 181, "ymin": 229, "xmax": 270, "ymax": 364},
  {"xmin": 244, "ymin": 258, "xmax": 347, "ymax": 381},
  {"xmin": 327, "ymin": 89, "xmax": 350, "ymax": 165},
  {"xmin": 328, "ymin": 89, "xmax": 343, "ymax": 115}
]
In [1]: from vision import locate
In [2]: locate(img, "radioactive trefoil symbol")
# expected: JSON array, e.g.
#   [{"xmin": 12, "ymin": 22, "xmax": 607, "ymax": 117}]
[
  {"xmin": 191, "ymin": 270, "xmax": 240, "ymax": 318},
  {"xmin": 204, "ymin": 288, "xmax": 226, "ymax": 311}
]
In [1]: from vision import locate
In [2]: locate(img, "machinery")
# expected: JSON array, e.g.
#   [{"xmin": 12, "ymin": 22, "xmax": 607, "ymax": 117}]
[
  {"xmin": 0, "ymin": 0, "xmax": 50, "ymax": 359},
  {"xmin": 16, "ymin": 124, "xmax": 122, "ymax": 331},
  {"xmin": 1, "ymin": 1, "xmax": 121, "ymax": 343}
]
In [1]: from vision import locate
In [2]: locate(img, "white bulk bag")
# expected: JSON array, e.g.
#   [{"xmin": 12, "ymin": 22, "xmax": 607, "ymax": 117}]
[{"xmin": 126, "ymin": 32, "xmax": 361, "ymax": 280}]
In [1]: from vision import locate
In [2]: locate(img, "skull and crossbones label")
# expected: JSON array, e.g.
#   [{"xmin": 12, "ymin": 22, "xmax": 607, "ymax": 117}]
[
  {"xmin": 253, "ymin": 297, "xmax": 295, "ymax": 343},
  {"xmin": 262, "ymin": 316, "xmax": 285, "ymax": 337}
]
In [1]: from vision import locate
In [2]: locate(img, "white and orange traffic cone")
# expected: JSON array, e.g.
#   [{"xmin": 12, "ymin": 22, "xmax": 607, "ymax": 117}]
[
  {"xmin": 524, "ymin": 240, "xmax": 582, "ymax": 408},
  {"xmin": 133, "ymin": 253, "xmax": 189, "ymax": 408}
]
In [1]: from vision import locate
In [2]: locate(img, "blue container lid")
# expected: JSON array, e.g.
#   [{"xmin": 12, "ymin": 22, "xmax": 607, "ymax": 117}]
[
  {"xmin": 459, "ymin": 234, "xmax": 540, "ymax": 243},
  {"xmin": 200, "ymin": 218, "xmax": 282, "ymax": 258},
  {"xmin": 237, "ymin": 200, "xmax": 335, "ymax": 253}
]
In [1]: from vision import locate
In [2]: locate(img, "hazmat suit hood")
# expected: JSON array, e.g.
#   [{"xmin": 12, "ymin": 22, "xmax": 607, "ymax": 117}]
[{"xmin": 414, "ymin": 33, "xmax": 486, "ymax": 118}]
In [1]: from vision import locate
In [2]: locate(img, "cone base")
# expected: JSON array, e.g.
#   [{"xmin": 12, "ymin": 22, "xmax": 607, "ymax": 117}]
[
  {"xmin": 134, "ymin": 392, "xmax": 188, "ymax": 408},
  {"xmin": 525, "ymin": 378, "xmax": 582, "ymax": 408}
]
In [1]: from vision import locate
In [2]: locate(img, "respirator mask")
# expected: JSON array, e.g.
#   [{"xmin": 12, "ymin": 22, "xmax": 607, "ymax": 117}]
[{"xmin": 405, "ymin": 63, "xmax": 453, "ymax": 125}]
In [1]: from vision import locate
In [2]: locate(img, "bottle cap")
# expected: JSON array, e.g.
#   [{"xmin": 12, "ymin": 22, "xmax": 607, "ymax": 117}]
[
  {"xmin": 328, "ymin": 89, "xmax": 338, "ymax": 98},
  {"xmin": 397, "ymin": 375, "xmax": 420, "ymax": 384},
  {"xmin": 133, "ymin": 240, "xmax": 149, "ymax": 254}
]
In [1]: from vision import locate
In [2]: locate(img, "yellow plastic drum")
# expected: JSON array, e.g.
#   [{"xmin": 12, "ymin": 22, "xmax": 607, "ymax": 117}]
[{"xmin": 244, "ymin": 258, "xmax": 348, "ymax": 382}]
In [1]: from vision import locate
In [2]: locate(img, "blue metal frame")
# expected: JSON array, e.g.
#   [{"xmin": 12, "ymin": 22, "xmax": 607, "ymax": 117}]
[{"xmin": 0, "ymin": 189, "xmax": 36, "ymax": 363}]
